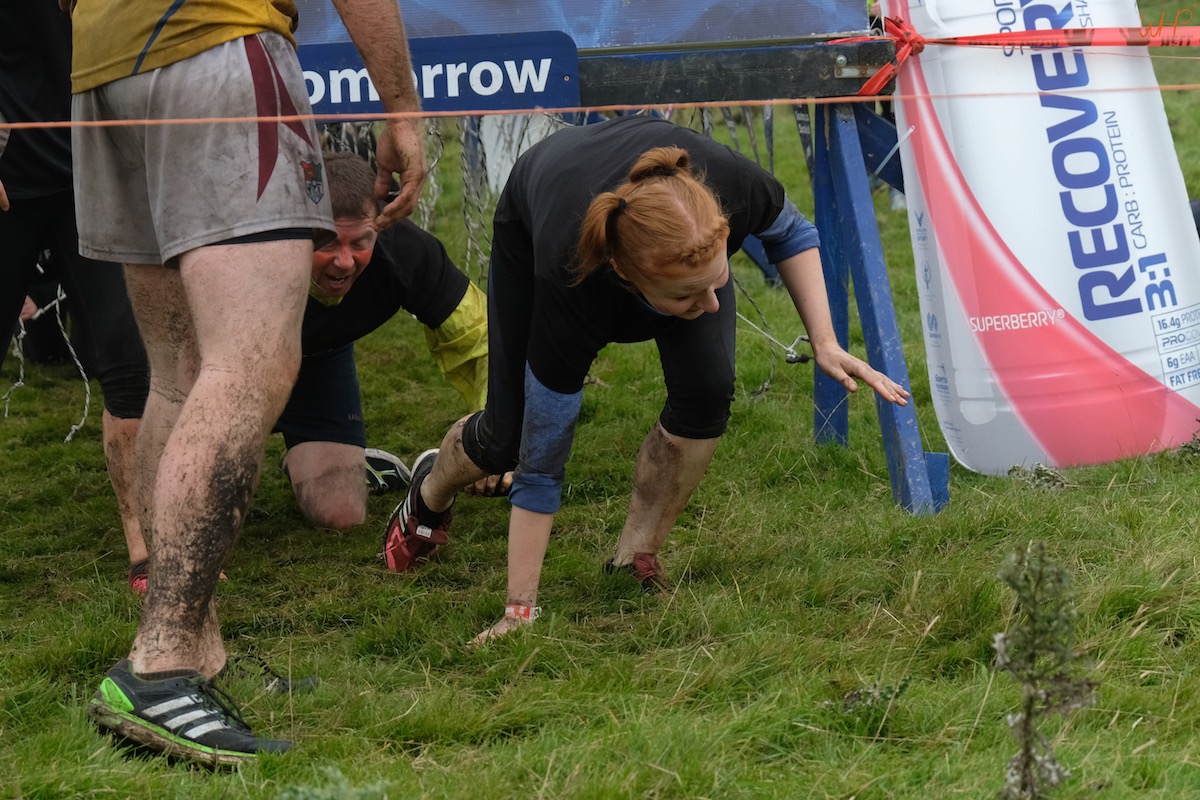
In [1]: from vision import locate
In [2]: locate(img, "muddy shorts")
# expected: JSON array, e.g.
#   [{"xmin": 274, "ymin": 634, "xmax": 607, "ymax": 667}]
[{"xmin": 72, "ymin": 32, "xmax": 333, "ymax": 265}]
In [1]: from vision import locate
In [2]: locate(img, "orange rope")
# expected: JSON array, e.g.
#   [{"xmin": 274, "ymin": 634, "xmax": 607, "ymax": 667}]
[
  {"xmin": 2, "ymin": 79, "xmax": 1198, "ymax": 134},
  {"xmin": 833, "ymin": 17, "xmax": 1200, "ymax": 97}
]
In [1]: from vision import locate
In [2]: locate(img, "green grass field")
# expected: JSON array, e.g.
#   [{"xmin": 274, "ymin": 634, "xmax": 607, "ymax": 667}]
[{"xmin": 2, "ymin": 10, "xmax": 1198, "ymax": 798}]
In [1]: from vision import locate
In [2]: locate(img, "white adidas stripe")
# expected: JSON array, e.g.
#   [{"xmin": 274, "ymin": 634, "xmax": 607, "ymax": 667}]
[
  {"xmin": 162, "ymin": 709, "xmax": 213, "ymax": 729},
  {"xmin": 143, "ymin": 696, "xmax": 197, "ymax": 717},
  {"xmin": 143, "ymin": 692, "xmax": 237, "ymax": 741},
  {"xmin": 184, "ymin": 720, "xmax": 229, "ymax": 738}
]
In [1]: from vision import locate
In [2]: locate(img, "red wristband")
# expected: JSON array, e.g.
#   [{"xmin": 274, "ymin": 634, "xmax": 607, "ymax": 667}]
[{"xmin": 504, "ymin": 604, "xmax": 540, "ymax": 621}]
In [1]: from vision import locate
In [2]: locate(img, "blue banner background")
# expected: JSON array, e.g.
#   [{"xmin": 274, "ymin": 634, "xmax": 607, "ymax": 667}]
[{"xmin": 294, "ymin": 0, "xmax": 864, "ymax": 49}]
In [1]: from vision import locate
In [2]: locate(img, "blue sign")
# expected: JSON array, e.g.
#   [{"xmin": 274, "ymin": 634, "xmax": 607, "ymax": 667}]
[
  {"xmin": 294, "ymin": 0, "xmax": 862, "ymax": 50},
  {"xmin": 300, "ymin": 31, "xmax": 580, "ymax": 116}
]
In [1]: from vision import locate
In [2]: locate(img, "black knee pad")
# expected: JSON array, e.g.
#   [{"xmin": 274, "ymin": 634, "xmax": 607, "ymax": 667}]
[
  {"xmin": 462, "ymin": 409, "xmax": 520, "ymax": 475},
  {"xmin": 659, "ymin": 406, "xmax": 732, "ymax": 440},
  {"xmin": 98, "ymin": 364, "xmax": 150, "ymax": 419},
  {"xmin": 659, "ymin": 370, "xmax": 734, "ymax": 440}
]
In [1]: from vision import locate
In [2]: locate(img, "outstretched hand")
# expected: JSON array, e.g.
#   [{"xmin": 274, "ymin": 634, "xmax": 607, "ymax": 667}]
[
  {"xmin": 0, "ymin": 177, "xmax": 8, "ymax": 212},
  {"xmin": 463, "ymin": 472, "xmax": 513, "ymax": 498},
  {"xmin": 813, "ymin": 345, "xmax": 910, "ymax": 406},
  {"xmin": 373, "ymin": 118, "xmax": 428, "ymax": 230},
  {"xmin": 469, "ymin": 613, "xmax": 532, "ymax": 646}
]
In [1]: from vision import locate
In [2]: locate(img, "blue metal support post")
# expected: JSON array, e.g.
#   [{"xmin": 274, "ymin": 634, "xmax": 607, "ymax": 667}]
[{"xmin": 809, "ymin": 103, "xmax": 949, "ymax": 513}]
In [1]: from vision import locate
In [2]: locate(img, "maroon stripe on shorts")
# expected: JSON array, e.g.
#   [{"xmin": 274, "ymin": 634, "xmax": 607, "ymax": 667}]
[{"xmin": 243, "ymin": 35, "xmax": 314, "ymax": 200}]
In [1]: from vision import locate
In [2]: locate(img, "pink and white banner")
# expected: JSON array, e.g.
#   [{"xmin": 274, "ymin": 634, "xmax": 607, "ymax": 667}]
[{"xmin": 883, "ymin": 0, "xmax": 1200, "ymax": 475}]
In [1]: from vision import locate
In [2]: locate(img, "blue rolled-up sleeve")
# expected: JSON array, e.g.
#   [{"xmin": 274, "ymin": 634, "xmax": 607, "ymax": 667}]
[
  {"xmin": 509, "ymin": 364, "xmax": 584, "ymax": 514},
  {"xmin": 759, "ymin": 198, "xmax": 820, "ymax": 264}
]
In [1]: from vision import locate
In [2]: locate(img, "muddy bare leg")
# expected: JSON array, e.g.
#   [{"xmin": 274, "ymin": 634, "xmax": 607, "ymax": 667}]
[
  {"xmin": 611, "ymin": 422, "xmax": 719, "ymax": 565},
  {"xmin": 284, "ymin": 441, "xmax": 368, "ymax": 530},
  {"xmin": 102, "ymin": 411, "xmax": 148, "ymax": 565},
  {"xmin": 420, "ymin": 414, "xmax": 488, "ymax": 512},
  {"xmin": 123, "ymin": 241, "xmax": 308, "ymax": 678}
]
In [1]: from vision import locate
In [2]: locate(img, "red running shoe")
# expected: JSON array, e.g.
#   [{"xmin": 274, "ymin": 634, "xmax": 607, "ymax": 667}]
[
  {"xmin": 128, "ymin": 559, "xmax": 149, "ymax": 595},
  {"xmin": 382, "ymin": 449, "xmax": 452, "ymax": 572},
  {"xmin": 604, "ymin": 552, "xmax": 671, "ymax": 594}
]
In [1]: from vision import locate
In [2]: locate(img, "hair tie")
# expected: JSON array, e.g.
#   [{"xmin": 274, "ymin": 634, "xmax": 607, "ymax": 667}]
[{"xmin": 615, "ymin": 196, "xmax": 628, "ymax": 214}]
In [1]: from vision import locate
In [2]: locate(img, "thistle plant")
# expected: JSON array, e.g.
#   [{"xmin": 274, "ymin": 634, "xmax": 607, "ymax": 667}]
[{"xmin": 993, "ymin": 541, "xmax": 1097, "ymax": 800}]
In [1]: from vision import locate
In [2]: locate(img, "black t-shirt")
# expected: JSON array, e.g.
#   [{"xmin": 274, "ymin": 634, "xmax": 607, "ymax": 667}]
[
  {"xmin": 300, "ymin": 219, "xmax": 468, "ymax": 355},
  {"xmin": 493, "ymin": 115, "xmax": 787, "ymax": 394},
  {"xmin": 0, "ymin": 0, "xmax": 74, "ymax": 198}
]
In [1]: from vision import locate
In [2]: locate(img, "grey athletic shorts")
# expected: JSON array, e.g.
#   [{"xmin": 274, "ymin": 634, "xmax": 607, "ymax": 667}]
[{"xmin": 72, "ymin": 32, "xmax": 333, "ymax": 265}]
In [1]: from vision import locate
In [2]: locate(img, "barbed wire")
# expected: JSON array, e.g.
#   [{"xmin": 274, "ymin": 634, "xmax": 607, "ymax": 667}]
[{"xmin": 4, "ymin": 35, "xmax": 1196, "ymax": 431}]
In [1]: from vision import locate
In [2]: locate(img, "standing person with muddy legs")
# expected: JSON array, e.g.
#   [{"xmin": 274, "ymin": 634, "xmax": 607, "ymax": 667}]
[
  {"xmin": 71, "ymin": 0, "xmax": 426, "ymax": 764},
  {"xmin": 383, "ymin": 116, "xmax": 910, "ymax": 644}
]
